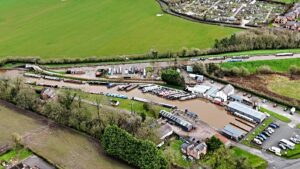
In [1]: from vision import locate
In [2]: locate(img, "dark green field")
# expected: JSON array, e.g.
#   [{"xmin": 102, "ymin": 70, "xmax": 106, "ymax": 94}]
[{"xmin": 0, "ymin": 0, "xmax": 238, "ymax": 59}]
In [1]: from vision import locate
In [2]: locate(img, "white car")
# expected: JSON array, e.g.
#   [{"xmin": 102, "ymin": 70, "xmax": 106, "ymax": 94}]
[
  {"xmin": 253, "ymin": 138, "xmax": 262, "ymax": 145},
  {"xmin": 290, "ymin": 137, "xmax": 300, "ymax": 144},
  {"xmin": 278, "ymin": 143, "xmax": 287, "ymax": 150},
  {"xmin": 267, "ymin": 127, "xmax": 275, "ymax": 133}
]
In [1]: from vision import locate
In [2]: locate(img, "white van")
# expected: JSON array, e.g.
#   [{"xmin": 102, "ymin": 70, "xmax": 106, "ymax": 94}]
[{"xmin": 280, "ymin": 139, "xmax": 295, "ymax": 150}]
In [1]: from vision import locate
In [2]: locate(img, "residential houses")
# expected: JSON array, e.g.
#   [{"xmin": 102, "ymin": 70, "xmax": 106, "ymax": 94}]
[
  {"xmin": 181, "ymin": 137, "xmax": 207, "ymax": 160},
  {"xmin": 274, "ymin": 4, "xmax": 300, "ymax": 31}
]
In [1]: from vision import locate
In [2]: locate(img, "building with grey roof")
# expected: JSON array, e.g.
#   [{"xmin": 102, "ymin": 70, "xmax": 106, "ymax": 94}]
[
  {"xmin": 221, "ymin": 124, "xmax": 247, "ymax": 141},
  {"xmin": 159, "ymin": 110, "xmax": 193, "ymax": 132},
  {"xmin": 204, "ymin": 86, "xmax": 219, "ymax": 99},
  {"xmin": 227, "ymin": 101, "xmax": 266, "ymax": 123}
]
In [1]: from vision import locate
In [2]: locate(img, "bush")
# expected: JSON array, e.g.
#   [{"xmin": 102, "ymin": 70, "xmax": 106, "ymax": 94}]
[
  {"xmin": 206, "ymin": 136, "xmax": 223, "ymax": 152},
  {"xmin": 101, "ymin": 125, "xmax": 169, "ymax": 169},
  {"xmin": 289, "ymin": 65, "xmax": 300, "ymax": 76},
  {"xmin": 161, "ymin": 68, "xmax": 185, "ymax": 87},
  {"xmin": 256, "ymin": 65, "xmax": 273, "ymax": 74}
]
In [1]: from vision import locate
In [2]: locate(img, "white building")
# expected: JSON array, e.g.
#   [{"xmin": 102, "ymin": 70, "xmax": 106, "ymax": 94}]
[
  {"xmin": 216, "ymin": 84, "xmax": 234, "ymax": 102},
  {"xmin": 187, "ymin": 85, "xmax": 211, "ymax": 95}
]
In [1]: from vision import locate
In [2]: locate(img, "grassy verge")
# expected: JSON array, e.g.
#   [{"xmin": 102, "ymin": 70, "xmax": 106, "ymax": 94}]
[
  {"xmin": 241, "ymin": 117, "xmax": 274, "ymax": 147},
  {"xmin": 220, "ymin": 58, "xmax": 300, "ymax": 73},
  {"xmin": 232, "ymin": 147, "xmax": 268, "ymax": 169},
  {"xmin": 283, "ymin": 144, "xmax": 300, "ymax": 159},
  {"xmin": 259, "ymin": 107, "xmax": 291, "ymax": 123}
]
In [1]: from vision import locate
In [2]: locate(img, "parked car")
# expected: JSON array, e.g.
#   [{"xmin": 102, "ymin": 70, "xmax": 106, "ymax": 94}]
[
  {"xmin": 273, "ymin": 103, "xmax": 278, "ymax": 107},
  {"xmin": 262, "ymin": 99, "xmax": 267, "ymax": 103},
  {"xmin": 290, "ymin": 137, "xmax": 300, "ymax": 144},
  {"xmin": 262, "ymin": 131, "xmax": 271, "ymax": 137},
  {"xmin": 259, "ymin": 134, "xmax": 267, "ymax": 140},
  {"xmin": 278, "ymin": 143, "xmax": 287, "ymax": 150},
  {"xmin": 294, "ymin": 135, "xmax": 300, "ymax": 140},
  {"xmin": 284, "ymin": 107, "xmax": 288, "ymax": 111},
  {"xmin": 253, "ymin": 138, "xmax": 262, "ymax": 145},
  {"xmin": 268, "ymin": 146, "xmax": 281, "ymax": 156},
  {"xmin": 255, "ymin": 136, "xmax": 264, "ymax": 142},
  {"xmin": 210, "ymin": 80, "xmax": 214, "ymax": 84},
  {"xmin": 269, "ymin": 123, "xmax": 280, "ymax": 129},
  {"xmin": 243, "ymin": 92, "xmax": 247, "ymax": 96},
  {"xmin": 247, "ymin": 94, "xmax": 252, "ymax": 98},
  {"xmin": 272, "ymin": 123, "xmax": 280, "ymax": 128},
  {"xmin": 267, "ymin": 127, "xmax": 275, "ymax": 133}
]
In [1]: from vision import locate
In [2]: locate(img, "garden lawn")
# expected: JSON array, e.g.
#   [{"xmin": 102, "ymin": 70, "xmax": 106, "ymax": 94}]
[
  {"xmin": 220, "ymin": 58, "xmax": 300, "ymax": 73},
  {"xmin": 259, "ymin": 107, "xmax": 291, "ymax": 123},
  {"xmin": 0, "ymin": 0, "xmax": 238, "ymax": 59},
  {"xmin": 164, "ymin": 140, "xmax": 192, "ymax": 168},
  {"xmin": 232, "ymin": 147, "xmax": 268, "ymax": 169}
]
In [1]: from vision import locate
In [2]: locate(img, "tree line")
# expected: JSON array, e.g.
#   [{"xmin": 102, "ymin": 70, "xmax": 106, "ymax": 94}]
[
  {"xmin": 102, "ymin": 125, "xmax": 168, "ymax": 169},
  {"xmin": 214, "ymin": 29, "xmax": 300, "ymax": 53}
]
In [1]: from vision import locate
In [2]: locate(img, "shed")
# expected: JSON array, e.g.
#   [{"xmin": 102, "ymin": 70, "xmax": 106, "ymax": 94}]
[
  {"xmin": 227, "ymin": 102, "xmax": 266, "ymax": 123},
  {"xmin": 221, "ymin": 124, "xmax": 246, "ymax": 141}
]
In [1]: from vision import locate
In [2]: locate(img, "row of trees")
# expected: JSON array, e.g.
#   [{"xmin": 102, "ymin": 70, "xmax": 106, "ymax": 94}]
[
  {"xmin": 214, "ymin": 29, "xmax": 300, "ymax": 53},
  {"xmin": 102, "ymin": 125, "xmax": 169, "ymax": 169}
]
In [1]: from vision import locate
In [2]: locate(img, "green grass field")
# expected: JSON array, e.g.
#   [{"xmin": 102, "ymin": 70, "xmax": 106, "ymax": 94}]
[
  {"xmin": 221, "ymin": 58, "xmax": 300, "ymax": 73},
  {"xmin": 0, "ymin": 0, "xmax": 238, "ymax": 59},
  {"xmin": 267, "ymin": 76, "xmax": 300, "ymax": 101},
  {"xmin": 259, "ymin": 107, "xmax": 291, "ymax": 123}
]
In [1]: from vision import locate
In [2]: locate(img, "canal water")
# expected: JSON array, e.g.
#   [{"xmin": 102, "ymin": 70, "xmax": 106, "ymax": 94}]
[{"xmin": 0, "ymin": 69, "xmax": 236, "ymax": 129}]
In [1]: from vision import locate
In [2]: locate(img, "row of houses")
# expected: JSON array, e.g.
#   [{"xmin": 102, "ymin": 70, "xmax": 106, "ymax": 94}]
[{"xmin": 274, "ymin": 3, "xmax": 300, "ymax": 31}]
